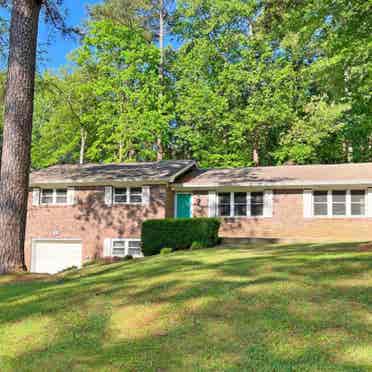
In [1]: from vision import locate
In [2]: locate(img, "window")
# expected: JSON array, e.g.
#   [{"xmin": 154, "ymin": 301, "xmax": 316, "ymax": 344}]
[
  {"xmin": 234, "ymin": 192, "xmax": 247, "ymax": 216},
  {"xmin": 40, "ymin": 189, "xmax": 67, "ymax": 205},
  {"xmin": 217, "ymin": 191, "xmax": 266, "ymax": 217},
  {"xmin": 130, "ymin": 188, "xmax": 142, "ymax": 203},
  {"xmin": 112, "ymin": 240, "xmax": 126, "ymax": 257},
  {"xmin": 114, "ymin": 188, "xmax": 127, "ymax": 204},
  {"xmin": 332, "ymin": 190, "xmax": 346, "ymax": 216},
  {"xmin": 128, "ymin": 240, "xmax": 142, "ymax": 256},
  {"xmin": 113, "ymin": 187, "xmax": 142, "ymax": 204},
  {"xmin": 41, "ymin": 189, "xmax": 54, "ymax": 205},
  {"xmin": 251, "ymin": 192, "xmax": 264, "ymax": 217},
  {"xmin": 312, "ymin": 190, "xmax": 366, "ymax": 217},
  {"xmin": 351, "ymin": 190, "xmax": 365, "ymax": 216},
  {"xmin": 218, "ymin": 193, "xmax": 231, "ymax": 217},
  {"xmin": 313, "ymin": 191, "xmax": 328, "ymax": 216},
  {"xmin": 111, "ymin": 239, "xmax": 142, "ymax": 257}
]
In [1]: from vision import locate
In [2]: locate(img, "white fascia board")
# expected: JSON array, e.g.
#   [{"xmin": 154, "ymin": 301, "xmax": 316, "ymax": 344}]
[
  {"xmin": 173, "ymin": 179, "xmax": 372, "ymax": 191},
  {"xmin": 169, "ymin": 161, "xmax": 197, "ymax": 182},
  {"xmin": 29, "ymin": 179, "xmax": 170, "ymax": 188}
]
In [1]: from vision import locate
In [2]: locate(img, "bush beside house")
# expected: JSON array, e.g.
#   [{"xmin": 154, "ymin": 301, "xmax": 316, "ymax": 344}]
[{"xmin": 141, "ymin": 218, "xmax": 221, "ymax": 256}]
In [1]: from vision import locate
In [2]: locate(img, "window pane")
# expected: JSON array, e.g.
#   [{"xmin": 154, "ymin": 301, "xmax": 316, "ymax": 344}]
[
  {"xmin": 114, "ymin": 188, "xmax": 127, "ymax": 203},
  {"xmin": 351, "ymin": 204, "xmax": 365, "ymax": 216},
  {"xmin": 251, "ymin": 204, "xmax": 264, "ymax": 216},
  {"xmin": 314, "ymin": 191, "xmax": 327, "ymax": 203},
  {"xmin": 55, "ymin": 189, "xmax": 67, "ymax": 204},
  {"xmin": 234, "ymin": 192, "xmax": 246, "ymax": 204},
  {"xmin": 332, "ymin": 190, "xmax": 346, "ymax": 203},
  {"xmin": 333, "ymin": 203, "xmax": 346, "ymax": 215},
  {"xmin": 313, "ymin": 191, "xmax": 328, "ymax": 216},
  {"xmin": 234, "ymin": 192, "xmax": 247, "ymax": 216},
  {"xmin": 251, "ymin": 192, "xmax": 264, "ymax": 204},
  {"xmin": 332, "ymin": 191, "xmax": 346, "ymax": 215},
  {"xmin": 351, "ymin": 190, "xmax": 365, "ymax": 216},
  {"xmin": 129, "ymin": 187, "xmax": 142, "ymax": 203},
  {"xmin": 41, "ymin": 189, "xmax": 53, "ymax": 204},
  {"xmin": 314, "ymin": 203, "xmax": 328, "ymax": 216},
  {"xmin": 218, "ymin": 193, "xmax": 231, "ymax": 217},
  {"xmin": 351, "ymin": 190, "xmax": 365, "ymax": 204},
  {"xmin": 128, "ymin": 240, "xmax": 142, "ymax": 256},
  {"xmin": 235, "ymin": 204, "xmax": 247, "ymax": 216},
  {"xmin": 112, "ymin": 240, "xmax": 126, "ymax": 256},
  {"xmin": 251, "ymin": 192, "xmax": 264, "ymax": 216}
]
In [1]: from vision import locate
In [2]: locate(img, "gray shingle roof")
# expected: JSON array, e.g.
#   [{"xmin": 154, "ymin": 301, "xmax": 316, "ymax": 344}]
[
  {"xmin": 175, "ymin": 163, "xmax": 372, "ymax": 188},
  {"xmin": 30, "ymin": 160, "xmax": 196, "ymax": 186}
]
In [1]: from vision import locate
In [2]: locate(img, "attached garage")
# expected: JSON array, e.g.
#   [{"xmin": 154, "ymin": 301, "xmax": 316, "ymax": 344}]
[{"xmin": 31, "ymin": 239, "xmax": 82, "ymax": 274}]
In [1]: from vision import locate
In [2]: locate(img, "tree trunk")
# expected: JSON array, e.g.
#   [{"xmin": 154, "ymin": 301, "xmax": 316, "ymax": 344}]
[
  {"xmin": 118, "ymin": 140, "xmax": 123, "ymax": 162},
  {"xmin": 156, "ymin": 0, "xmax": 164, "ymax": 161},
  {"xmin": 79, "ymin": 127, "xmax": 87, "ymax": 165},
  {"xmin": 0, "ymin": 0, "xmax": 41, "ymax": 273},
  {"xmin": 252, "ymin": 140, "xmax": 259, "ymax": 166}
]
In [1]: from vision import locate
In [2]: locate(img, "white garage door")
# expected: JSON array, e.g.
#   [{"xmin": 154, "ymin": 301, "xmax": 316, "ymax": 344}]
[{"xmin": 31, "ymin": 240, "xmax": 82, "ymax": 274}]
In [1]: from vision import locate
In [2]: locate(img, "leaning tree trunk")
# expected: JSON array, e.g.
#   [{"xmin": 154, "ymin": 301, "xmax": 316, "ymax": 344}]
[{"xmin": 0, "ymin": 0, "xmax": 41, "ymax": 273}]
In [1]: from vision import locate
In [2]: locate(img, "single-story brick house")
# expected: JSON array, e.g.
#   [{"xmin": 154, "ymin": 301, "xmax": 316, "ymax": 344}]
[{"xmin": 26, "ymin": 160, "xmax": 372, "ymax": 273}]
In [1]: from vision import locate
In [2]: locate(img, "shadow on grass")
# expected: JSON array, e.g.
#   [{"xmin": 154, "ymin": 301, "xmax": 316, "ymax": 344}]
[{"xmin": 1, "ymin": 242, "xmax": 372, "ymax": 371}]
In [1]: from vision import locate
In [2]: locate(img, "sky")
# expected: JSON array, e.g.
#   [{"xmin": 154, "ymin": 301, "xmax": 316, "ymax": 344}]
[
  {"xmin": 40, "ymin": 0, "xmax": 102, "ymax": 70},
  {"xmin": 1, "ymin": 0, "xmax": 102, "ymax": 71}
]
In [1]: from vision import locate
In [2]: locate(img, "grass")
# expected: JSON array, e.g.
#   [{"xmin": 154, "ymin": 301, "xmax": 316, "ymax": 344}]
[{"xmin": 1, "ymin": 242, "xmax": 372, "ymax": 371}]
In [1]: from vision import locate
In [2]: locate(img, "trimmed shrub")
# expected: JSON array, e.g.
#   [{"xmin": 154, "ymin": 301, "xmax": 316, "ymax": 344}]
[
  {"xmin": 142, "ymin": 218, "xmax": 220, "ymax": 256},
  {"xmin": 190, "ymin": 241, "xmax": 205, "ymax": 250},
  {"xmin": 160, "ymin": 247, "xmax": 173, "ymax": 255}
]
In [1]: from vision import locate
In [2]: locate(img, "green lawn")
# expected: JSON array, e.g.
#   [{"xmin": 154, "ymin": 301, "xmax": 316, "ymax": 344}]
[{"xmin": 1, "ymin": 243, "xmax": 372, "ymax": 371}]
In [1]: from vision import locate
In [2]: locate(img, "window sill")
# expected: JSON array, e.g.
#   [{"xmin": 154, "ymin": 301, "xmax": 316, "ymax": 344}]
[
  {"xmin": 38, "ymin": 203, "xmax": 70, "ymax": 207},
  {"xmin": 218, "ymin": 216, "xmax": 271, "ymax": 220},
  {"xmin": 112, "ymin": 202, "xmax": 144, "ymax": 206},
  {"xmin": 307, "ymin": 215, "xmax": 368, "ymax": 219}
]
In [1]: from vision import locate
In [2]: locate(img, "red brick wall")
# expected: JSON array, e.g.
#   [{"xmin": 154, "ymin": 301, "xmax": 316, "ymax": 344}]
[
  {"xmin": 192, "ymin": 189, "xmax": 372, "ymax": 242},
  {"xmin": 25, "ymin": 185, "xmax": 167, "ymax": 269}
]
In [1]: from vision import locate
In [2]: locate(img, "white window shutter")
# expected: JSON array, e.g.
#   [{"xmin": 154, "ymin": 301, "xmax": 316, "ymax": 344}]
[
  {"xmin": 208, "ymin": 191, "xmax": 217, "ymax": 217},
  {"xmin": 263, "ymin": 190, "xmax": 273, "ymax": 217},
  {"xmin": 32, "ymin": 188, "xmax": 40, "ymax": 206},
  {"xmin": 103, "ymin": 238, "xmax": 112, "ymax": 257},
  {"xmin": 67, "ymin": 187, "xmax": 75, "ymax": 205},
  {"xmin": 303, "ymin": 189, "xmax": 313, "ymax": 218},
  {"xmin": 104, "ymin": 186, "xmax": 113, "ymax": 206},
  {"xmin": 142, "ymin": 186, "xmax": 150, "ymax": 205},
  {"xmin": 367, "ymin": 188, "xmax": 372, "ymax": 217}
]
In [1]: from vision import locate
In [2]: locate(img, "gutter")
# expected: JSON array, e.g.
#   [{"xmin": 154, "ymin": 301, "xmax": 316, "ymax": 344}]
[{"xmin": 172, "ymin": 179, "xmax": 372, "ymax": 191}]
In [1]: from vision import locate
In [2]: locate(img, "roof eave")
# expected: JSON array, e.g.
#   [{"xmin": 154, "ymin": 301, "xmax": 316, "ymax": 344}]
[
  {"xmin": 173, "ymin": 179, "xmax": 372, "ymax": 190},
  {"xmin": 169, "ymin": 160, "xmax": 197, "ymax": 183},
  {"xmin": 29, "ymin": 179, "xmax": 171, "ymax": 188}
]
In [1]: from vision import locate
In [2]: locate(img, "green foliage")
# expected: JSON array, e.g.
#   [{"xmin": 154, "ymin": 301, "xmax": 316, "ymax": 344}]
[
  {"xmin": 141, "ymin": 218, "xmax": 221, "ymax": 256},
  {"xmin": 28, "ymin": 1, "xmax": 371, "ymax": 168},
  {"xmin": 160, "ymin": 247, "xmax": 173, "ymax": 255},
  {"xmin": 72, "ymin": 20, "xmax": 171, "ymax": 163},
  {"xmin": 190, "ymin": 241, "xmax": 206, "ymax": 250}
]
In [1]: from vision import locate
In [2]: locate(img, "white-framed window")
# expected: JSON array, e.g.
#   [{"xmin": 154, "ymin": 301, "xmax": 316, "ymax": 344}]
[
  {"xmin": 351, "ymin": 190, "xmax": 366, "ymax": 216},
  {"xmin": 40, "ymin": 188, "xmax": 67, "ymax": 205},
  {"xmin": 251, "ymin": 192, "xmax": 264, "ymax": 217},
  {"xmin": 111, "ymin": 239, "xmax": 142, "ymax": 257},
  {"xmin": 218, "ymin": 192, "xmax": 231, "ymax": 216},
  {"xmin": 217, "ymin": 191, "xmax": 266, "ymax": 217},
  {"xmin": 312, "ymin": 189, "xmax": 367, "ymax": 217},
  {"xmin": 113, "ymin": 187, "xmax": 143, "ymax": 205},
  {"xmin": 313, "ymin": 191, "xmax": 328, "ymax": 216}
]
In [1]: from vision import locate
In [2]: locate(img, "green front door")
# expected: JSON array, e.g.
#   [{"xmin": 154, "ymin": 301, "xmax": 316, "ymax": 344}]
[{"xmin": 176, "ymin": 194, "xmax": 192, "ymax": 218}]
